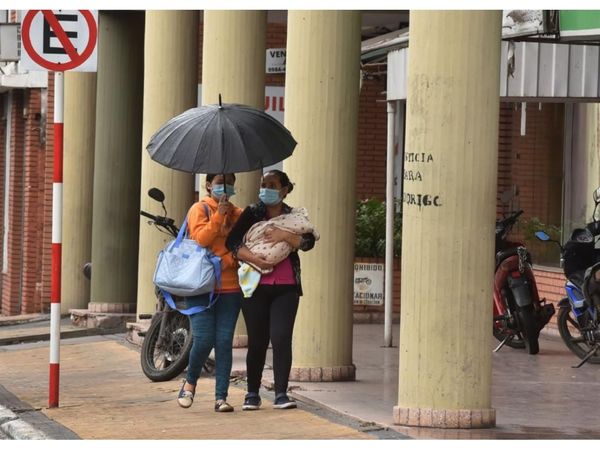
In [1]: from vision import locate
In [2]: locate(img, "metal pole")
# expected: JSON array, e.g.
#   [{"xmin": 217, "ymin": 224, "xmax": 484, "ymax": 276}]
[
  {"xmin": 384, "ymin": 100, "xmax": 395, "ymax": 347},
  {"xmin": 49, "ymin": 71, "xmax": 64, "ymax": 408}
]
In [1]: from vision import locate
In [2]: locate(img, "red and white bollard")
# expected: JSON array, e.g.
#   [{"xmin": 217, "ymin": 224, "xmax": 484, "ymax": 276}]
[{"xmin": 50, "ymin": 71, "xmax": 64, "ymax": 408}]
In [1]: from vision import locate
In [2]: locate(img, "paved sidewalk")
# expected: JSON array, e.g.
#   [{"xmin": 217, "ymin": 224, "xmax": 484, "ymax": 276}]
[
  {"xmin": 0, "ymin": 335, "xmax": 378, "ymax": 440},
  {"xmin": 235, "ymin": 325, "xmax": 600, "ymax": 439},
  {"xmin": 2, "ymin": 322, "xmax": 600, "ymax": 439}
]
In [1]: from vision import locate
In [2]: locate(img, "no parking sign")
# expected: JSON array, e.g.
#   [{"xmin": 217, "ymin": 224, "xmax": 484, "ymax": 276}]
[
  {"xmin": 20, "ymin": 10, "xmax": 98, "ymax": 72},
  {"xmin": 20, "ymin": 9, "xmax": 98, "ymax": 409}
]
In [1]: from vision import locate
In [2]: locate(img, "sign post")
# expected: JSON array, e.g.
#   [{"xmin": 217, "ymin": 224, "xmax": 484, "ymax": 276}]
[{"xmin": 20, "ymin": 9, "xmax": 98, "ymax": 408}]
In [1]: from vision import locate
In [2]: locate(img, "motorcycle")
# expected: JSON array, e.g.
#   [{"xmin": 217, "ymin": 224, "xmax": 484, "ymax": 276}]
[
  {"xmin": 492, "ymin": 210, "xmax": 555, "ymax": 354},
  {"xmin": 82, "ymin": 188, "xmax": 211, "ymax": 381},
  {"xmin": 535, "ymin": 187, "xmax": 600, "ymax": 368}
]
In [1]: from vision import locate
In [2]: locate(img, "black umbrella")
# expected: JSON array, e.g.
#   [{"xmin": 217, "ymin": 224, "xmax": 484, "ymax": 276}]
[{"xmin": 146, "ymin": 95, "xmax": 297, "ymax": 174}]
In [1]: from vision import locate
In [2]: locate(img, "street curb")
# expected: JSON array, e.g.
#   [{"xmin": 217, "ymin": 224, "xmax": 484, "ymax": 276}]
[
  {"xmin": 0, "ymin": 327, "xmax": 123, "ymax": 346},
  {"xmin": 287, "ymin": 390, "xmax": 409, "ymax": 438},
  {"xmin": 0, "ymin": 385, "xmax": 79, "ymax": 440},
  {"xmin": 0, "ymin": 315, "xmax": 51, "ymax": 328},
  {"xmin": 0, "ymin": 406, "xmax": 48, "ymax": 440}
]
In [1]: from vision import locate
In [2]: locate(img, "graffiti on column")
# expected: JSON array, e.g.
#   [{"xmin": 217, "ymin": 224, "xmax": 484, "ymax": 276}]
[{"xmin": 402, "ymin": 151, "xmax": 442, "ymax": 209}]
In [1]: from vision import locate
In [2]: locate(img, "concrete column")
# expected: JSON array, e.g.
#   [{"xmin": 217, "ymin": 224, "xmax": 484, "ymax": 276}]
[
  {"xmin": 61, "ymin": 72, "xmax": 96, "ymax": 314},
  {"xmin": 585, "ymin": 104, "xmax": 600, "ymax": 219},
  {"xmin": 394, "ymin": 11, "xmax": 501, "ymax": 428},
  {"xmin": 136, "ymin": 11, "xmax": 198, "ymax": 316},
  {"xmin": 201, "ymin": 10, "xmax": 267, "ymax": 345},
  {"xmin": 89, "ymin": 11, "xmax": 145, "ymax": 314},
  {"xmin": 284, "ymin": 11, "xmax": 361, "ymax": 381}
]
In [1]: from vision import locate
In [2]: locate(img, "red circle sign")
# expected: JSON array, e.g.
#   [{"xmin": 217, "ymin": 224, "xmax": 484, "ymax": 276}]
[{"xmin": 21, "ymin": 10, "xmax": 97, "ymax": 71}]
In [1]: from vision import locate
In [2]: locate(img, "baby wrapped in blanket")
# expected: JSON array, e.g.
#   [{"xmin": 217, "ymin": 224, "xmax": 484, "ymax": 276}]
[{"xmin": 238, "ymin": 207, "xmax": 320, "ymax": 297}]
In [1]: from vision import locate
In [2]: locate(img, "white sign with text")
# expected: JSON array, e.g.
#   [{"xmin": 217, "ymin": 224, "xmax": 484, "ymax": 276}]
[{"xmin": 353, "ymin": 263, "xmax": 384, "ymax": 306}]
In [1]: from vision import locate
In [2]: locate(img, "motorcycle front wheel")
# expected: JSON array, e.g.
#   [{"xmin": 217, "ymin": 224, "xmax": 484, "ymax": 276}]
[
  {"xmin": 141, "ymin": 311, "xmax": 193, "ymax": 382},
  {"xmin": 557, "ymin": 307, "xmax": 600, "ymax": 364},
  {"xmin": 516, "ymin": 305, "xmax": 540, "ymax": 355}
]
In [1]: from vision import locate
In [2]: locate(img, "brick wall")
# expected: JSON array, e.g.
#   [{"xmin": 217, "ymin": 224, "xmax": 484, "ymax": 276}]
[
  {"xmin": 496, "ymin": 102, "xmax": 564, "ymax": 222},
  {"xmin": 534, "ymin": 267, "xmax": 565, "ymax": 335},
  {"xmin": 2, "ymin": 91, "xmax": 25, "ymax": 315},
  {"xmin": 20, "ymin": 89, "xmax": 44, "ymax": 313},
  {"xmin": 0, "ymin": 87, "xmax": 51, "ymax": 316},
  {"xmin": 0, "ymin": 96, "xmax": 6, "ymax": 312},
  {"xmin": 356, "ymin": 70, "xmax": 388, "ymax": 201}
]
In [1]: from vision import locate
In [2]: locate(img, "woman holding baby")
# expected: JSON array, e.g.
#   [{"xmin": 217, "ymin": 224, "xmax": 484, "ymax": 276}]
[{"xmin": 226, "ymin": 169, "xmax": 318, "ymax": 411}]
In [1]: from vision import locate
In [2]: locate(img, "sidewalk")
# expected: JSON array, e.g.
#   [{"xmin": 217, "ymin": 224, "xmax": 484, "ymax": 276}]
[
  {"xmin": 1, "ymin": 322, "xmax": 600, "ymax": 439},
  {"xmin": 241, "ymin": 324, "xmax": 600, "ymax": 439},
  {"xmin": 0, "ymin": 334, "xmax": 383, "ymax": 440}
]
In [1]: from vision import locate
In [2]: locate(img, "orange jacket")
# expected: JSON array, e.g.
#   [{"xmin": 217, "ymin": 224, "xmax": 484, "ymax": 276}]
[{"xmin": 187, "ymin": 196, "xmax": 243, "ymax": 292}]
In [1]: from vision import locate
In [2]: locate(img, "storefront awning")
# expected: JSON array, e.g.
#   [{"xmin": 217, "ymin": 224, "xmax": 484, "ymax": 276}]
[{"xmin": 386, "ymin": 41, "xmax": 600, "ymax": 102}]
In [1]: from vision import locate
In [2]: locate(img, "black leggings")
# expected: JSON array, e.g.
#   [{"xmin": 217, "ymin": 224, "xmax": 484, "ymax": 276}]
[{"xmin": 242, "ymin": 284, "xmax": 299, "ymax": 394}]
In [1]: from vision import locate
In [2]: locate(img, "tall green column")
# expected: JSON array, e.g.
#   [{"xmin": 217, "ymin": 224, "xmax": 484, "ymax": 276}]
[
  {"xmin": 284, "ymin": 11, "xmax": 361, "ymax": 381},
  {"xmin": 89, "ymin": 11, "xmax": 145, "ymax": 315},
  {"xmin": 395, "ymin": 11, "xmax": 501, "ymax": 428},
  {"xmin": 61, "ymin": 72, "xmax": 96, "ymax": 313},
  {"xmin": 201, "ymin": 10, "xmax": 267, "ymax": 346},
  {"xmin": 136, "ymin": 11, "xmax": 198, "ymax": 316}
]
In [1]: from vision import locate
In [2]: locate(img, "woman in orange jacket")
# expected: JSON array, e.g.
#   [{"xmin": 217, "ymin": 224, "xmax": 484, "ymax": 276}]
[{"xmin": 177, "ymin": 173, "xmax": 243, "ymax": 413}]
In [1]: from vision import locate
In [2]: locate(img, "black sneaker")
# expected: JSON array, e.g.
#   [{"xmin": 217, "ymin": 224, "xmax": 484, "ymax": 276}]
[
  {"xmin": 242, "ymin": 392, "xmax": 261, "ymax": 411},
  {"xmin": 273, "ymin": 393, "xmax": 296, "ymax": 409}
]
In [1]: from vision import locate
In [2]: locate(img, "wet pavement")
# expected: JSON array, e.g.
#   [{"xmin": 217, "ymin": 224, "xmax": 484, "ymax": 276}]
[{"xmin": 233, "ymin": 324, "xmax": 600, "ymax": 439}]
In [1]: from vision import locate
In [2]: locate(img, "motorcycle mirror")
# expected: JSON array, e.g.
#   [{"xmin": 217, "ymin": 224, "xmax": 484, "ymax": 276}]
[
  {"xmin": 594, "ymin": 187, "xmax": 600, "ymax": 204},
  {"xmin": 535, "ymin": 231, "xmax": 550, "ymax": 242},
  {"xmin": 148, "ymin": 188, "xmax": 165, "ymax": 203}
]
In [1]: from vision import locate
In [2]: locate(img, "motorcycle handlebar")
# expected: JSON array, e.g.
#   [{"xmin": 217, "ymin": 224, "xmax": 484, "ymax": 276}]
[
  {"xmin": 140, "ymin": 210, "xmax": 178, "ymax": 236},
  {"xmin": 140, "ymin": 210, "xmax": 156, "ymax": 221}
]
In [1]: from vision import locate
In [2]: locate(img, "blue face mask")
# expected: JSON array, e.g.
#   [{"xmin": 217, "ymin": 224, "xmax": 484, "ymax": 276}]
[
  {"xmin": 212, "ymin": 184, "xmax": 235, "ymax": 198},
  {"xmin": 259, "ymin": 188, "xmax": 281, "ymax": 205}
]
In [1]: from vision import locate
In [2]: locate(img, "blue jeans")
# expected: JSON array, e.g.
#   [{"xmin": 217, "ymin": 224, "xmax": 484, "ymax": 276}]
[{"xmin": 185, "ymin": 292, "xmax": 242, "ymax": 400}]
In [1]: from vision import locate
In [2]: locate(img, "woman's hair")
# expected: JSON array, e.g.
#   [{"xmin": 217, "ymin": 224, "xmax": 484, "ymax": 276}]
[
  {"xmin": 264, "ymin": 169, "xmax": 294, "ymax": 194},
  {"xmin": 206, "ymin": 173, "xmax": 236, "ymax": 184}
]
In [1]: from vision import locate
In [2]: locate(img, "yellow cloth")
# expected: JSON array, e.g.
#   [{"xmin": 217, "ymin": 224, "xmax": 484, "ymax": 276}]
[{"xmin": 237, "ymin": 263, "xmax": 261, "ymax": 298}]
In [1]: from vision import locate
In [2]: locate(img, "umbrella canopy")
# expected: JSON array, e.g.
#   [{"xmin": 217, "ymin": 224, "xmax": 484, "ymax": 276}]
[{"xmin": 146, "ymin": 101, "xmax": 297, "ymax": 174}]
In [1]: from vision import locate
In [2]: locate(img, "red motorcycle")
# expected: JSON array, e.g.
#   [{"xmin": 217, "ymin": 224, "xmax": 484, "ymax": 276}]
[{"xmin": 492, "ymin": 210, "xmax": 555, "ymax": 354}]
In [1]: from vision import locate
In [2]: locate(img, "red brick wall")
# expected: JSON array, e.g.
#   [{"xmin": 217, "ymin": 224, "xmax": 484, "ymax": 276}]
[
  {"xmin": 0, "ymin": 96, "xmax": 5, "ymax": 308},
  {"xmin": 21, "ymin": 89, "xmax": 44, "ymax": 313},
  {"xmin": 496, "ymin": 102, "xmax": 564, "ymax": 223},
  {"xmin": 534, "ymin": 268, "xmax": 565, "ymax": 335},
  {"xmin": 0, "ymin": 86, "xmax": 52, "ymax": 316},
  {"xmin": 356, "ymin": 71, "xmax": 388, "ymax": 201},
  {"xmin": 2, "ymin": 91, "xmax": 25, "ymax": 315}
]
